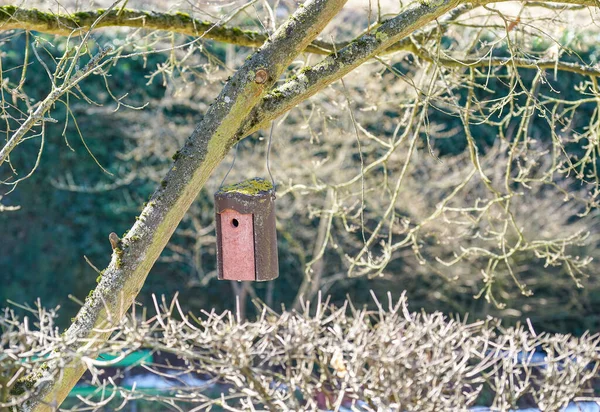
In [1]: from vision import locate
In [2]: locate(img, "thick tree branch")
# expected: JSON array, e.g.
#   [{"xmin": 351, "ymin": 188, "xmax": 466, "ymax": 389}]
[
  {"xmin": 0, "ymin": 6, "xmax": 336, "ymax": 54},
  {"xmin": 237, "ymin": 0, "xmax": 600, "ymax": 137},
  {"xmin": 238, "ymin": 0, "xmax": 463, "ymax": 137},
  {"xmin": 0, "ymin": 5, "xmax": 480, "ymax": 58},
  {"xmin": 23, "ymin": 0, "xmax": 348, "ymax": 410},
  {"xmin": 3, "ymin": 1, "xmax": 599, "ymax": 57},
  {"xmin": 0, "ymin": 5, "xmax": 428, "ymax": 56},
  {"xmin": 8, "ymin": 0, "xmax": 600, "ymax": 409}
]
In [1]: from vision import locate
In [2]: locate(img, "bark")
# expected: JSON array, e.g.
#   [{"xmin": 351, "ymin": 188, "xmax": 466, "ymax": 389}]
[{"xmin": 22, "ymin": 0, "xmax": 347, "ymax": 409}]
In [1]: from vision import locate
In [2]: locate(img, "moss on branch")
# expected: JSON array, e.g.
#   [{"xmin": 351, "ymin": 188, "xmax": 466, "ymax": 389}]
[
  {"xmin": 2, "ymin": 0, "xmax": 600, "ymax": 57},
  {"xmin": 0, "ymin": 6, "xmax": 333, "ymax": 54},
  {"xmin": 0, "ymin": 6, "xmax": 431, "ymax": 57}
]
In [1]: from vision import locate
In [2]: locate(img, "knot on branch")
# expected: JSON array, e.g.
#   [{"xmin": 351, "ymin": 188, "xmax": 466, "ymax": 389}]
[{"xmin": 254, "ymin": 69, "xmax": 269, "ymax": 84}]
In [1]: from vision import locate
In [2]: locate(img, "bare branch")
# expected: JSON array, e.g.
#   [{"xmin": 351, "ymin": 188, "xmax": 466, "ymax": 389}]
[
  {"xmin": 239, "ymin": 0, "xmax": 462, "ymax": 137},
  {"xmin": 0, "ymin": 6, "xmax": 336, "ymax": 55}
]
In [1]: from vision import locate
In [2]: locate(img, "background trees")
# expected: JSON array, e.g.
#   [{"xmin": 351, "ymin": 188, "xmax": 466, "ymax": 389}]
[{"xmin": 1, "ymin": 0, "xmax": 600, "ymax": 409}]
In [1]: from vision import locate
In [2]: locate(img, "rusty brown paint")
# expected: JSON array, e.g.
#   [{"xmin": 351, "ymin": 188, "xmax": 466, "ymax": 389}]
[{"xmin": 219, "ymin": 209, "xmax": 256, "ymax": 281}]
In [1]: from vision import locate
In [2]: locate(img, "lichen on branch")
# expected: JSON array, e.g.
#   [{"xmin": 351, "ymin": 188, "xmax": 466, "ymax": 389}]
[{"xmin": 0, "ymin": 5, "xmax": 333, "ymax": 54}]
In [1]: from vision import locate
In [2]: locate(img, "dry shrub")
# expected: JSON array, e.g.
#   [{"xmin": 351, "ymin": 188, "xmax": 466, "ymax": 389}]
[{"xmin": 1, "ymin": 294, "xmax": 598, "ymax": 411}]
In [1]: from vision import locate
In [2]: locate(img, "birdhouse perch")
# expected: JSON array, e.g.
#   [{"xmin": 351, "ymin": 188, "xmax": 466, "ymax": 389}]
[{"xmin": 215, "ymin": 178, "xmax": 279, "ymax": 281}]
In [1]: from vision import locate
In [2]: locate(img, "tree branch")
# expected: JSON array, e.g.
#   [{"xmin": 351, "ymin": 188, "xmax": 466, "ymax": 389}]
[
  {"xmin": 0, "ymin": 5, "xmax": 432, "ymax": 56},
  {"xmin": 237, "ymin": 0, "xmax": 600, "ymax": 137},
  {"xmin": 0, "ymin": 46, "xmax": 113, "ymax": 168},
  {"xmin": 0, "ymin": 6, "xmax": 336, "ymax": 55},
  {"xmin": 3, "ymin": 1, "xmax": 599, "ymax": 57},
  {"xmin": 23, "ymin": 0, "xmax": 348, "ymax": 410},
  {"xmin": 238, "ymin": 0, "xmax": 463, "ymax": 137},
  {"xmin": 415, "ymin": 49, "xmax": 600, "ymax": 77}
]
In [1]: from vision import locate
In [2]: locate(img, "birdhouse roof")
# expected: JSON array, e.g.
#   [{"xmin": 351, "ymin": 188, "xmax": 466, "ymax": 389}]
[
  {"xmin": 214, "ymin": 178, "xmax": 275, "ymax": 215},
  {"xmin": 217, "ymin": 177, "xmax": 273, "ymax": 196}
]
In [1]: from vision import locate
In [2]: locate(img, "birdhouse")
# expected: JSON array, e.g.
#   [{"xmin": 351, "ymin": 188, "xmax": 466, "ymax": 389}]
[{"xmin": 215, "ymin": 178, "xmax": 279, "ymax": 281}]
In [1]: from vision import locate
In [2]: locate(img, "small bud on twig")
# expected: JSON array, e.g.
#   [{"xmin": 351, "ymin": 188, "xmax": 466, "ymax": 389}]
[{"xmin": 109, "ymin": 232, "xmax": 120, "ymax": 250}]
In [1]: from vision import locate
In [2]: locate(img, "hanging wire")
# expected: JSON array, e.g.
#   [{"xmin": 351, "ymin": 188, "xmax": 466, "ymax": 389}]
[
  {"xmin": 219, "ymin": 122, "xmax": 274, "ymax": 189},
  {"xmin": 220, "ymin": 142, "xmax": 239, "ymax": 188},
  {"xmin": 341, "ymin": 78, "xmax": 367, "ymax": 248},
  {"xmin": 266, "ymin": 121, "xmax": 275, "ymax": 187},
  {"xmin": 328, "ymin": 35, "xmax": 366, "ymax": 247}
]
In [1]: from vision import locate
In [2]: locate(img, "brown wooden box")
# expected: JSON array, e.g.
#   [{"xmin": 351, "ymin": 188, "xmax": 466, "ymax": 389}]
[{"xmin": 215, "ymin": 178, "xmax": 279, "ymax": 281}]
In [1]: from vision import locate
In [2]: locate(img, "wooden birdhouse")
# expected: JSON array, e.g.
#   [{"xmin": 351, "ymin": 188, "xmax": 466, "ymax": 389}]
[{"xmin": 215, "ymin": 178, "xmax": 279, "ymax": 281}]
